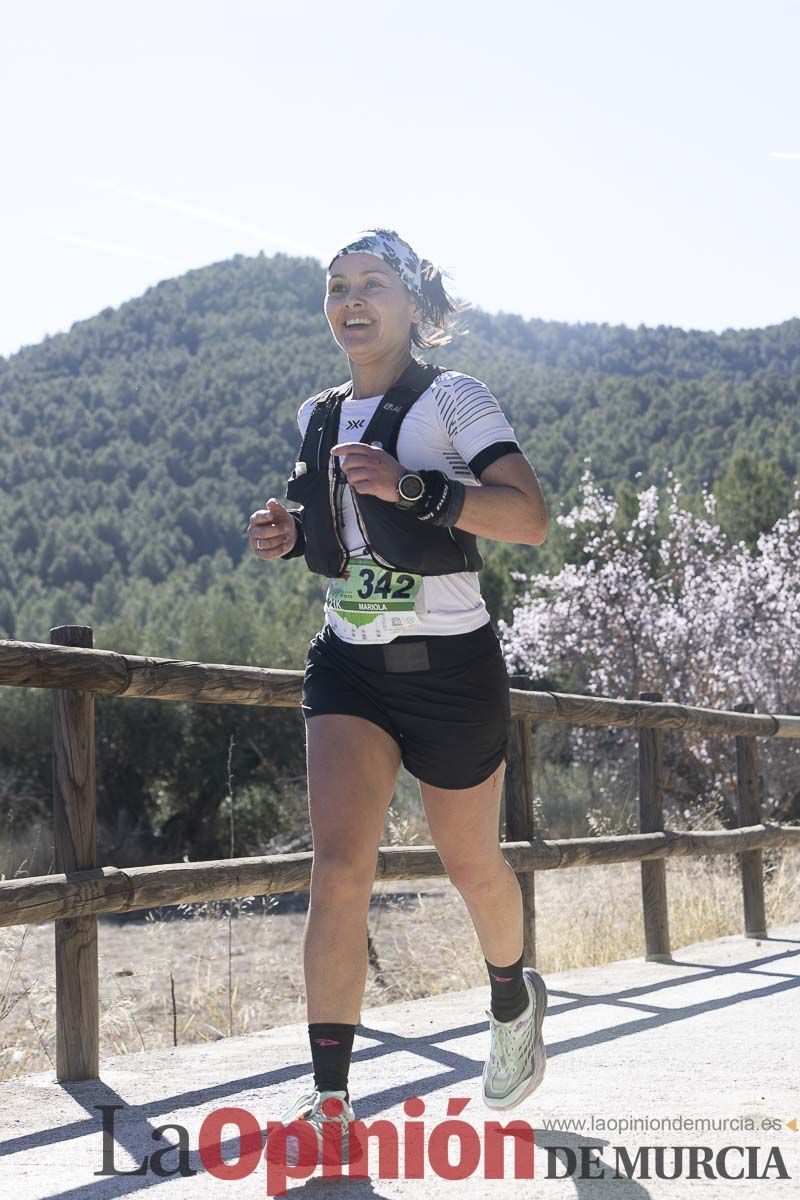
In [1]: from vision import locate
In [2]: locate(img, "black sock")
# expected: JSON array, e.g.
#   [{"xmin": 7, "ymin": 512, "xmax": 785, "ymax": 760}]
[
  {"xmin": 485, "ymin": 950, "xmax": 528, "ymax": 1022},
  {"xmin": 308, "ymin": 1023, "xmax": 356, "ymax": 1101}
]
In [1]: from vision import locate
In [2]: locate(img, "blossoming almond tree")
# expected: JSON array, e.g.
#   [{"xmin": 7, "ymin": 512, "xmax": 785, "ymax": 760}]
[{"xmin": 498, "ymin": 465, "xmax": 800, "ymax": 829}]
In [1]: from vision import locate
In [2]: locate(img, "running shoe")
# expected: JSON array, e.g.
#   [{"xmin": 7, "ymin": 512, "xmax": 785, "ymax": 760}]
[
  {"xmin": 482, "ymin": 966, "xmax": 548, "ymax": 1108},
  {"xmin": 265, "ymin": 1085, "xmax": 364, "ymax": 1168}
]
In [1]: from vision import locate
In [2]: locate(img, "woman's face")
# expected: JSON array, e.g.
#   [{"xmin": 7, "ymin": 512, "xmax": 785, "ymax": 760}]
[{"xmin": 324, "ymin": 252, "xmax": 422, "ymax": 361}]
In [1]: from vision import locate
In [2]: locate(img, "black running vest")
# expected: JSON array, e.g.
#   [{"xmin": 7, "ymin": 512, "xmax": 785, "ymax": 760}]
[{"xmin": 283, "ymin": 360, "xmax": 484, "ymax": 578}]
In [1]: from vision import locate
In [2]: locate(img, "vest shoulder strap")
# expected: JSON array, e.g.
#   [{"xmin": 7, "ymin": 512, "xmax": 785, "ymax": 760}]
[
  {"xmin": 358, "ymin": 361, "xmax": 447, "ymax": 457},
  {"xmin": 298, "ymin": 362, "xmax": 448, "ymax": 469},
  {"xmin": 297, "ymin": 383, "xmax": 349, "ymax": 470}
]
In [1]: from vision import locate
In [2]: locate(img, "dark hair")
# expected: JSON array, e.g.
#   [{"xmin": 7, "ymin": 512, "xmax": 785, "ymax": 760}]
[{"xmin": 411, "ymin": 258, "xmax": 471, "ymax": 351}]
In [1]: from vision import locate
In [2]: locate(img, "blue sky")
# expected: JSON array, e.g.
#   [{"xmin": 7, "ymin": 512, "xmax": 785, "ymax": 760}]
[{"xmin": 2, "ymin": 0, "xmax": 798, "ymax": 359}]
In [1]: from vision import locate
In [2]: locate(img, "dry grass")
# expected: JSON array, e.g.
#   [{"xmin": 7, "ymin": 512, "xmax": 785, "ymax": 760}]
[{"xmin": 1, "ymin": 766, "xmax": 798, "ymax": 1081}]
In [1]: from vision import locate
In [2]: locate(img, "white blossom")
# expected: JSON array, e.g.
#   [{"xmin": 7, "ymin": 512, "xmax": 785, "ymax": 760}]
[{"xmin": 499, "ymin": 469, "xmax": 800, "ymax": 823}]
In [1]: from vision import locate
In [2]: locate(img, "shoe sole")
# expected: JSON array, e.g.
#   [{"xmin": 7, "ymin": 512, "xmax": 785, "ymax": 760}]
[{"xmin": 483, "ymin": 967, "xmax": 548, "ymax": 1109}]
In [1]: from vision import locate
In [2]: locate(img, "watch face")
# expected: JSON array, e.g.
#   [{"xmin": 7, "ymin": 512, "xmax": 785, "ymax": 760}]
[{"xmin": 400, "ymin": 474, "xmax": 424, "ymax": 501}]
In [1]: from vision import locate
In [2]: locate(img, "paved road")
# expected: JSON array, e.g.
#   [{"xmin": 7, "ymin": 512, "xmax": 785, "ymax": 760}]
[{"xmin": 1, "ymin": 922, "xmax": 798, "ymax": 1197}]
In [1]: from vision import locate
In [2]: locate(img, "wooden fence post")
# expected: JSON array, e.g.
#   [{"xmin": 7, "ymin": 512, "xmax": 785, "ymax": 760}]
[
  {"xmin": 733, "ymin": 701, "xmax": 767, "ymax": 937},
  {"xmin": 504, "ymin": 715, "xmax": 537, "ymax": 967},
  {"xmin": 638, "ymin": 690, "xmax": 671, "ymax": 961},
  {"xmin": 51, "ymin": 624, "xmax": 99, "ymax": 1081}
]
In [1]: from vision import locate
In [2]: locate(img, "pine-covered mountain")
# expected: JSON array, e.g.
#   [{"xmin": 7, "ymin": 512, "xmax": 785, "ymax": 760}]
[{"xmin": 1, "ymin": 251, "xmax": 798, "ymax": 647}]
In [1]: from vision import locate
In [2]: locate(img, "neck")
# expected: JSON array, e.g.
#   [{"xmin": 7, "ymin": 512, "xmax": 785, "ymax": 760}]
[{"xmin": 348, "ymin": 346, "xmax": 416, "ymax": 401}]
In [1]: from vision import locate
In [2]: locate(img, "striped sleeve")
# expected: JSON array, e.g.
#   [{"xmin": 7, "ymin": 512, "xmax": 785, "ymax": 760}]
[{"xmin": 431, "ymin": 371, "xmax": 522, "ymax": 478}]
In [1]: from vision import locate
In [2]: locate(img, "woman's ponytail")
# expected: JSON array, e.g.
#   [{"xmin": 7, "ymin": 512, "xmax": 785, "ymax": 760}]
[{"xmin": 411, "ymin": 259, "xmax": 471, "ymax": 351}]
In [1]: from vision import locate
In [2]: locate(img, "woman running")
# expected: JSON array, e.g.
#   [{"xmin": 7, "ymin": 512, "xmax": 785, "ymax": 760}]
[{"xmin": 248, "ymin": 228, "xmax": 549, "ymax": 1167}]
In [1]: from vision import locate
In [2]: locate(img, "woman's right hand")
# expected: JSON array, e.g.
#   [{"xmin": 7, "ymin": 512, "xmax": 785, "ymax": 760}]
[{"xmin": 247, "ymin": 498, "xmax": 297, "ymax": 559}]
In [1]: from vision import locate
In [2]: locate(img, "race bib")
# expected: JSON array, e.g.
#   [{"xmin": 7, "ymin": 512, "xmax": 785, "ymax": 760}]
[{"xmin": 325, "ymin": 555, "xmax": 426, "ymax": 642}]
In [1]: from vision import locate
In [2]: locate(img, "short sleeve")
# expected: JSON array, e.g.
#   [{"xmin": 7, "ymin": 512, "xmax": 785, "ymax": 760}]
[
  {"xmin": 430, "ymin": 371, "xmax": 523, "ymax": 478},
  {"xmin": 297, "ymin": 395, "xmax": 316, "ymax": 438}
]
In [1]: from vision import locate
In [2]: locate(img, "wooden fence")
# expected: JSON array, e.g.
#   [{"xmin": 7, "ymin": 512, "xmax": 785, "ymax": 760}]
[{"xmin": 1, "ymin": 625, "xmax": 799, "ymax": 1083}]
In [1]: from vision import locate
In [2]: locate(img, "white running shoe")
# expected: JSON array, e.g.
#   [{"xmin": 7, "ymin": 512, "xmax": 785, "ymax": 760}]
[
  {"xmin": 265, "ymin": 1085, "xmax": 364, "ymax": 1168},
  {"xmin": 482, "ymin": 966, "xmax": 548, "ymax": 1108}
]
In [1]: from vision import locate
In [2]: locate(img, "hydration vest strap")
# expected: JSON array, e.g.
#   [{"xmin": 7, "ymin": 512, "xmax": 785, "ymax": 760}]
[
  {"xmin": 296, "ymin": 386, "xmax": 342, "ymax": 472},
  {"xmin": 359, "ymin": 361, "xmax": 444, "ymax": 458},
  {"xmin": 299, "ymin": 361, "xmax": 446, "ymax": 472}
]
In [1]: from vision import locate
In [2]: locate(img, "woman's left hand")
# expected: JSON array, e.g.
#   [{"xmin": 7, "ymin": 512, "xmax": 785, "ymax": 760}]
[{"xmin": 331, "ymin": 442, "xmax": 406, "ymax": 503}]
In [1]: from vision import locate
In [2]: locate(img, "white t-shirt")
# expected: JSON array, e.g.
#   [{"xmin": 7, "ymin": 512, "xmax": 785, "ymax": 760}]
[{"xmin": 295, "ymin": 369, "xmax": 522, "ymax": 642}]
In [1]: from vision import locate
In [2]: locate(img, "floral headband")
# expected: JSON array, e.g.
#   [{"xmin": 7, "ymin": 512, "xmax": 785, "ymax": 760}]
[{"xmin": 327, "ymin": 228, "xmax": 424, "ymax": 306}]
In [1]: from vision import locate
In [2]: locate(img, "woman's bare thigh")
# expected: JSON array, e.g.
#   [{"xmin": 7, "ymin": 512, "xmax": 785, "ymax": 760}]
[
  {"xmin": 305, "ymin": 714, "xmax": 402, "ymax": 870},
  {"xmin": 418, "ymin": 759, "xmax": 506, "ymax": 885}
]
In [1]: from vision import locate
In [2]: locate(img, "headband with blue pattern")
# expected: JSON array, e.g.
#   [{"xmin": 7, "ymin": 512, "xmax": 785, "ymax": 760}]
[{"xmin": 328, "ymin": 228, "xmax": 423, "ymax": 306}]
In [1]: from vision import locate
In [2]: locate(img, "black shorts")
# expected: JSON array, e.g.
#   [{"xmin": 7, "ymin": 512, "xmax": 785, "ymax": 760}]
[{"xmin": 301, "ymin": 619, "xmax": 512, "ymax": 789}]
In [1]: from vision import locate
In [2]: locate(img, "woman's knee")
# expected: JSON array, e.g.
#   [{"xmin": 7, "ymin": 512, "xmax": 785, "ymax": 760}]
[
  {"xmin": 446, "ymin": 848, "xmax": 512, "ymax": 896},
  {"xmin": 310, "ymin": 847, "xmax": 378, "ymax": 899}
]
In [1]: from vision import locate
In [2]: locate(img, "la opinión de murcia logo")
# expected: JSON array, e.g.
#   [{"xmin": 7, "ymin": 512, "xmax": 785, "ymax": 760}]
[{"xmin": 93, "ymin": 1099, "xmax": 792, "ymax": 1195}]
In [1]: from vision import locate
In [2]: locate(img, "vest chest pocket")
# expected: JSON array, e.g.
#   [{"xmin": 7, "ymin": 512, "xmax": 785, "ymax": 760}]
[{"xmin": 285, "ymin": 463, "xmax": 323, "ymax": 506}]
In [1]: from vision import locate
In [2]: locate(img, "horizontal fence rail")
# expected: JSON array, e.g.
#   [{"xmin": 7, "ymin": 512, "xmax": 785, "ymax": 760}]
[
  {"xmin": 2, "ymin": 637, "xmax": 800, "ymax": 736},
  {"xmin": 0, "ymin": 628, "xmax": 798, "ymax": 1082},
  {"xmin": 1, "ymin": 824, "xmax": 797, "ymax": 929}
]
